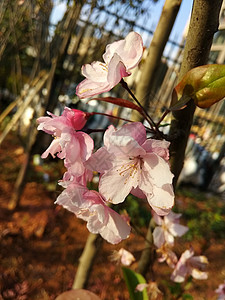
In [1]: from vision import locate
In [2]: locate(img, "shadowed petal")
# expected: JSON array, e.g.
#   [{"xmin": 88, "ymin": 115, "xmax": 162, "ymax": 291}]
[{"xmin": 99, "ymin": 161, "xmax": 139, "ymax": 204}]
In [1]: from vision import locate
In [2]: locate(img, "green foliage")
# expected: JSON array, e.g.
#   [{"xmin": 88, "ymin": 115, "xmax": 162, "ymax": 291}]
[
  {"xmin": 182, "ymin": 294, "xmax": 194, "ymax": 300},
  {"xmin": 176, "ymin": 188, "xmax": 225, "ymax": 241},
  {"xmin": 167, "ymin": 282, "xmax": 182, "ymax": 297},
  {"xmin": 125, "ymin": 195, "xmax": 151, "ymax": 227},
  {"xmin": 122, "ymin": 267, "xmax": 148, "ymax": 300}
]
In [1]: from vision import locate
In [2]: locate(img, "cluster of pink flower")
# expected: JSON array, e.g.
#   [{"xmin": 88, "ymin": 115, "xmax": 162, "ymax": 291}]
[
  {"xmin": 37, "ymin": 32, "xmax": 175, "ymax": 244},
  {"xmin": 152, "ymin": 211, "xmax": 208, "ymax": 282},
  {"xmin": 37, "ymin": 109, "xmax": 174, "ymax": 244}
]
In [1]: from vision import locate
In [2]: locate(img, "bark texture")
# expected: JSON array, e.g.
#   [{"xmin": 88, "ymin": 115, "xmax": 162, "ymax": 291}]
[
  {"xmin": 169, "ymin": 0, "xmax": 223, "ymax": 187},
  {"xmin": 132, "ymin": 0, "xmax": 182, "ymax": 122},
  {"xmin": 72, "ymin": 233, "xmax": 103, "ymax": 289}
]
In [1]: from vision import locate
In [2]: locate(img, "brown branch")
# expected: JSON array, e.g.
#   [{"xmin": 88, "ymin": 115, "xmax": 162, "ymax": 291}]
[
  {"xmin": 169, "ymin": 0, "xmax": 223, "ymax": 187},
  {"xmin": 72, "ymin": 233, "xmax": 103, "ymax": 289}
]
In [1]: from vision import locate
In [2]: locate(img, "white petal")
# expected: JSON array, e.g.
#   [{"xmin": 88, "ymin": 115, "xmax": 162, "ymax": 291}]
[
  {"xmin": 147, "ymin": 184, "xmax": 174, "ymax": 216},
  {"xmin": 99, "ymin": 208, "xmax": 131, "ymax": 244},
  {"xmin": 107, "ymin": 53, "xmax": 130, "ymax": 85},
  {"xmin": 76, "ymin": 78, "xmax": 111, "ymax": 99},
  {"xmin": 111, "ymin": 122, "xmax": 146, "ymax": 146},
  {"xmin": 164, "ymin": 231, "xmax": 175, "ymax": 245},
  {"xmin": 169, "ymin": 223, "xmax": 189, "ymax": 237},
  {"xmin": 108, "ymin": 135, "xmax": 145, "ymax": 158},
  {"xmin": 99, "ymin": 161, "xmax": 139, "ymax": 204},
  {"xmin": 191, "ymin": 269, "xmax": 208, "ymax": 280},
  {"xmin": 153, "ymin": 227, "xmax": 165, "ymax": 248},
  {"xmin": 81, "ymin": 61, "xmax": 108, "ymax": 82},
  {"xmin": 85, "ymin": 147, "xmax": 114, "ymax": 173},
  {"xmin": 143, "ymin": 153, "xmax": 174, "ymax": 187},
  {"xmin": 104, "ymin": 125, "xmax": 116, "ymax": 148},
  {"xmin": 103, "ymin": 32, "xmax": 143, "ymax": 70}
]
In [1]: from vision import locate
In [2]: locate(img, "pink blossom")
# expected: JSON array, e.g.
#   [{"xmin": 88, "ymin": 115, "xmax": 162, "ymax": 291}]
[
  {"xmin": 153, "ymin": 211, "xmax": 188, "ymax": 248},
  {"xmin": 76, "ymin": 32, "xmax": 143, "ymax": 98},
  {"xmin": 215, "ymin": 281, "xmax": 225, "ymax": 300},
  {"xmin": 58, "ymin": 169, "xmax": 93, "ymax": 188},
  {"xmin": 37, "ymin": 107, "xmax": 87, "ymax": 133},
  {"xmin": 37, "ymin": 107, "xmax": 93, "ymax": 177},
  {"xmin": 136, "ymin": 282, "xmax": 163, "ymax": 299},
  {"xmin": 156, "ymin": 244, "xmax": 178, "ymax": 268},
  {"xmin": 85, "ymin": 122, "xmax": 174, "ymax": 215},
  {"xmin": 119, "ymin": 248, "xmax": 135, "ymax": 266},
  {"xmin": 135, "ymin": 283, "xmax": 149, "ymax": 292},
  {"xmin": 110, "ymin": 248, "xmax": 135, "ymax": 266},
  {"xmin": 55, "ymin": 184, "xmax": 131, "ymax": 244},
  {"xmin": 171, "ymin": 248, "xmax": 208, "ymax": 283}
]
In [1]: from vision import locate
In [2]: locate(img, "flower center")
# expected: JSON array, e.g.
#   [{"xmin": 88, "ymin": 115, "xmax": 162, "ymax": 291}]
[
  {"xmin": 116, "ymin": 156, "xmax": 143, "ymax": 183},
  {"xmin": 99, "ymin": 62, "xmax": 108, "ymax": 72},
  {"xmin": 162, "ymin": 222, "xmax": 168, "ymax": 232}
]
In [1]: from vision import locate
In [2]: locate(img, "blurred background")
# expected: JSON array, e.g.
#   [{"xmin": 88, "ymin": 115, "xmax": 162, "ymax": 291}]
[{"xmin": 0, "ymin": 0, "xmax": 225, "ymax": 299}]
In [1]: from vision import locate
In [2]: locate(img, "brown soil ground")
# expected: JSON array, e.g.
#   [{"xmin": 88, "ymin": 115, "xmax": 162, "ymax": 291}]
[{"xmin": 0, "ymin": 133, "xmax": 225, "ymax": 300}]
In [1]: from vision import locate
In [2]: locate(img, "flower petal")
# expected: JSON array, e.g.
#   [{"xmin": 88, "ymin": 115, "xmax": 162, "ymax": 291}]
[
  {"xmin": 85, "ymin": 147, "xmax": 114, "ymax": 173},
  {"xmin": 111, "ymin": 122, "xmax": 146, "ymax": 146},
  {"xmin": 107, "ymin": 53, "xmax": 130, "ymax": 85},
  {"xmin": 99, "ymin": 160, "xmax": 139, "ymax": 204},
  {"xmin": 142, "ymin": 139, "xmax": 170, "ymax": 161},
  {"xmin": 169, "ymin": 223, "xmax": 189, "ymax": 237},
  {"xmin": 103, "ymin": 32, "xmax": 143, "ymax": 70},
  {"xmin": 104, "ymin": 125, "xmax": 116, "ymax": 148},
  {"xmin": 143, "ymin": 153, "xmax": 174, "ymax": 187},
  {"xmin": 153, "ymin": 227, "xmax": 165, "ymax": 248},
  {"xmin": 147, "ymin": 184, "xmax": 174, "ymax": 216},
  {"xmin": 76, "ymin": 78, "xmax": 111, "ymax": 99},
  {"xmin": 41, "ymin": 138, "xmax": 61, "ymax": 158},
  {"xmin": 98, "ymin": 207, "xmax": 131, "ymax": 244},
  {"xmin": 81, "ymin": 61, "xmax": 108, "ymax": 82},
  {"xmin": 191, "ymin": 269, "xmax": 208, "ymax": 280}
]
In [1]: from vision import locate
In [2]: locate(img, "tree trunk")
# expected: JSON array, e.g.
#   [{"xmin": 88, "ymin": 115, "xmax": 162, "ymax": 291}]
[
  {"xmin": 136, "ymin": 218, "xmax": 155, "ymax": 277},
  {"xmin": 169, "ymin": 0, "xmax": 223, "ymax": 187},
  {"xmin": 72, "ymin": 233, "xmax": 103, "ymax": 289},
  {"xmin": 132, "ymin": 0, "xmax": 182, "ymax": 122}
]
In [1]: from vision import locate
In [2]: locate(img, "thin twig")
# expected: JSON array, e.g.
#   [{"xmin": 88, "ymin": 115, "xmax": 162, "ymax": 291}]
[
  {"xmin": 156, "ymin": 109, "xmax": 170, "ymax": 127},
  {"xmin": 120, "ymin": 79, "xmax": 156, "ymax": 129},
  {"xmin": 88, "ymin": 111, "xmax": 133, "ymax": 123}
]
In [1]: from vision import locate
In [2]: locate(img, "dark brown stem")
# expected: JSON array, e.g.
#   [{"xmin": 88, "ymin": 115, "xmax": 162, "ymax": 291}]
[
  {"xmin": 156, "ymin": 109, "xmax": 170, "ymax": 127},
  {"xmin": 136, "ymin": 218, "xmax": 155, "ymax": 278},
  {"xmin": 120, "ymin": 79, "xmax": 156, "ymax": 130},
  {"xmin": 83, "ymin": 128, "xmax": 105, "ymax": 134},
  {"xmin": 89, "ymin": 111, "xmax": 133, "ymax": 123}
]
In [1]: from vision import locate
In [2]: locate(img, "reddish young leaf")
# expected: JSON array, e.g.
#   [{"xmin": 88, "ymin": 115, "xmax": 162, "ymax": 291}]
[
  {"xmin": 173, "ymin": 64, "xmax": 225, "ymax": 108},
  {"xmin": 92, "ymin": 97, "xmax": 143, "ymax": 114}
]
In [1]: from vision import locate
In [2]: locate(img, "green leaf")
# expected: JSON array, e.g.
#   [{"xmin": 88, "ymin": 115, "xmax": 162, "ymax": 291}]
[
  {"xmin": 182, "ymin": 294, "xmax": 193, "ymax": 300},
  {"xmin": 122, "ymin": 267, "xmax": 148, "ymax": 300},
  {"xmin": 173, "ymin": 64, "xmax": 225, "ymax": 108},
  {"xmin": 92, "ymin": 97, "xmax": 143, "ymax": 113}
]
